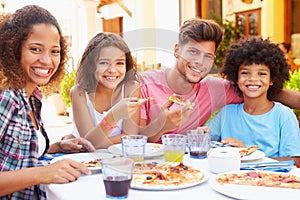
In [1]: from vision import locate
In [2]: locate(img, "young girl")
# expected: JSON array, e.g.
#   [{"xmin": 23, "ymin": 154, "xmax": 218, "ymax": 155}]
[
  {"xmin": 207, "ymin": 37, "xmax": 300, "ymax": 167},
  {"xmin": 0, "ymin": 5, "xmax": 94, "ymax": 199},
  {"xmin": 69, "ymin": 32, "xmax": 143, "ymax": 148}
]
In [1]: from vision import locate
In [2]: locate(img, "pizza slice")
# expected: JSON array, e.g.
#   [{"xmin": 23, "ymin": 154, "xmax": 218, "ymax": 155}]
[
  {"xmin": 239, "ymin": 145, "xmax": 260, "ymax": 157},
  {"xmin": 129, "ymin": 97, "xmax": 154, "ymax": 103},
  {"xmin": 168, "ymin": 94, "xmax": 186, "ymax": 105},
  {"xmin": 168, "ymin": 94, "xmax": 195, "ymax": 109}
]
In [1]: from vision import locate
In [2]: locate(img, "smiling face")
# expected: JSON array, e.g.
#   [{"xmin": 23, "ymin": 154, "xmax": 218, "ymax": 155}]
[
  {"xmin": 95, "ymin": 46, "xmax": 126, "ymax": 90},
  {"xmin": 237, "ymin": 64, "xmax": 273, "ymax": 100},
  {"xmin": 175, "ymin": 40, "xmax": 216, "ymax": 84},
  {"xmin": 20, "ymin": 23, "xmax": 61, "ymax": 91}
]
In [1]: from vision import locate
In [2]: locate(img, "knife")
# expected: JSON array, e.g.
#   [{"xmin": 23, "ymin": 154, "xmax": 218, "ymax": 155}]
[{"xmin": 240, "ymin": 160, "xmax": 295, "ymax": 168}]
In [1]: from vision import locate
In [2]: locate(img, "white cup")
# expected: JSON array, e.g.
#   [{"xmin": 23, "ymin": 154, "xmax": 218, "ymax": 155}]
[{"xmin": 207, "ymin": 147, "xmax": 241, "ymax": 174}]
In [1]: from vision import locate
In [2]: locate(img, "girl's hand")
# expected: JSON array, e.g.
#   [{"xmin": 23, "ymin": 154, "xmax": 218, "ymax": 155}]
[
  {"xmin": 111, "ymin": 97, "xmax": 144, "ymax": 121},
  {"xmin": 59, "ymin": 138, "xmax": 96, "ymax": 153}
]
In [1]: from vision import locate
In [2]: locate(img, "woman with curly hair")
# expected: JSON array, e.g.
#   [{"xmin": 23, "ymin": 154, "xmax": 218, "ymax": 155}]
[
  {"xmin": 0, "ymin": 5, "xmax": 96, "ymax": 199},
  {"xmin": 207, "ymin": 36, "xmax": 300, "ymax": 167},
  {"xmin": 67, "ymin": 32, "xmax": 143, "ymax": 149}
]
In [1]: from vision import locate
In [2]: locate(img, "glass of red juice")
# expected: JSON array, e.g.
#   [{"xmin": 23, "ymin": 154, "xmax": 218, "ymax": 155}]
[
  {"xmin": 101, "ymin": 157, "xmax": 134, "ymax": 199},
  {"xmin": 187, "ymin": 127, "xmax": 211, "ymax": 159}
]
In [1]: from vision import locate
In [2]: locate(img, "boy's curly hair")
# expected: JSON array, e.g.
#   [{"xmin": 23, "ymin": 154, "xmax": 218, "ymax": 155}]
[
  {"xmin": 220, "ymin": 36, "xmax": 290, "ymax": 100},
  {"xmin": 0, "ymin": 5, "xmax": 68, "ymax": 96}
]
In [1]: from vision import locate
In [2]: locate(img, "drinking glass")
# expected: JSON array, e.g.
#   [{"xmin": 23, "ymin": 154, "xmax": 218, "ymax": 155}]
[
  {"xmin": 187, "ymin": 128, "xmax": 211, "ymax": 159},
  {"xmin": 121, "ymin": 135, "xmax": 148, "ymax": 162},
  {"xmin": 101, "ymin": 157, "xmax": 134, "ymax": 199},
  {"xmin": 162, "ymin": 134, "xmax": 187, "ymax": 162}
]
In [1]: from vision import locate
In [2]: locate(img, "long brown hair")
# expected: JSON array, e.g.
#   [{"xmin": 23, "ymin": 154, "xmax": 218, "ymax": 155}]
[{"xmin": 76, "ymin": 32, "xmax": 139, "ymax": 93}]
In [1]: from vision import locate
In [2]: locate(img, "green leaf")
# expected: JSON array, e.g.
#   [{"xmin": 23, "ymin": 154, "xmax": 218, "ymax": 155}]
[{"xmin": 59, "ymin": 70, "xmax": 76, "ymax": 107}]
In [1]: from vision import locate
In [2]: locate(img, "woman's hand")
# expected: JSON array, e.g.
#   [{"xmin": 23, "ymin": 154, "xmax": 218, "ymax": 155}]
[
  {"xmin": 38, "ymin": 159, "xmax": 91, "ymax": 184},
  {"xmin": 59, "ymin": 138, "xmax": 96, "ymax": 153}
]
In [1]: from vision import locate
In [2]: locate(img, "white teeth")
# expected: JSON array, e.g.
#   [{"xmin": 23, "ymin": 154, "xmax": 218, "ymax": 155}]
[
  {"xmin": 248, "ymin": 85, "xmax": 259, "ymax": 89},
  {"xmin": 33, "ymin": 68, "xmax": 49, "ymax": 74},
  {"xmin": 189, "ymin": 66, "xmax": 203, "ymax": 73},
  {"xmin": 106, "ymin": 76, "xmax": 117, "ymax": 80}
]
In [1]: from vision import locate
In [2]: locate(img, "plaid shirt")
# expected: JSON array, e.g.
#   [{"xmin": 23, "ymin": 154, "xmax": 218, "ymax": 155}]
[{"xmin": 0, "ymin": 88, "xmax": 49, "ymax": 200}]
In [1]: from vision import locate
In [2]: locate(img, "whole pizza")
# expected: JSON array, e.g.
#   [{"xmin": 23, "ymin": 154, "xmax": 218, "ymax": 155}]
[
  {"xmin": 132, "ymin": 162, "xmax": 204, "ymax": 186},
  {"xmin": 216, "ymin": 171, "xmax": 300, "ymax": 189}
]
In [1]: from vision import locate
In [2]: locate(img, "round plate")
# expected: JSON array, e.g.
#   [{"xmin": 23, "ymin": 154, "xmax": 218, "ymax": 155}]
[
  {"xmin": 131, "ymin": 169, "xmax": 209, "ymax": 190},
  {"xmin": 239, "ymin": 149, "xmax": 265, "ymax": 162},
  {"xmin": 209, "ymin": 171, "xmax": 300, "ymax": 199},
  {"xmin": 50, "ymin": 152, "xmax": 118, "ymax": 172},
  {"xmin": 217, "ymin": 147, "xmax": 265, "ymax": 162},
  {"xmin": 107, "ymin": 143, "xmax": 163, "ymax": 158}
]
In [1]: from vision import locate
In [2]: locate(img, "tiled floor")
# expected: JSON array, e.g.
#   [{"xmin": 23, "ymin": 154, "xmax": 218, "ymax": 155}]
[{"xmin": 41, "ymin": 99, "xmax": 73, "ymax": 144}]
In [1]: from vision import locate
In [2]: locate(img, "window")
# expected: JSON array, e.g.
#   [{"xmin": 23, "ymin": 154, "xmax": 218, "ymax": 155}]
[
  {"xmin": 195, "ymin": 0, "xmax": 222, "ymax": 19},
  {"xmin": 235, "ymin": 9, "xmax": 261, "ymax": 39},
  {"xmin": 102, "ymin": 17, "xmax": 123, "ymax": 35}
]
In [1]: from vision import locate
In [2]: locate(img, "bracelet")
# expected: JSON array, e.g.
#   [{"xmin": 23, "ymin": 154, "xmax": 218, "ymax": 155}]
[{"xmin": 101, "ymin": 119, "xmax": 118, "ymax": 130}]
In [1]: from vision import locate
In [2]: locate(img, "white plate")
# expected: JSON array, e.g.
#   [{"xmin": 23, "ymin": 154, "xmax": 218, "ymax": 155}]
[
  {"xmin": 131, "ymin": 169, "xmax": 209, "ymax": 190},
  {"xmin": 107, "ymin": 143, "xmax": 163, "ymax": 158},
  {"xmin": 209, "ymin": 172, "xmax": 300, "ymax": 199},
  {"xmin": 50, "ymin": 152, "xmax": 118, "ymax": 172},
  {"xmin": 240, "ymin": 149, "xmax": 265, "ymax": 162}
]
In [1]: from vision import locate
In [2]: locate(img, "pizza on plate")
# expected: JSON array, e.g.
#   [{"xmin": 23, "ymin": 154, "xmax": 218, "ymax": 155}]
[
  {"xmin": 216, "ymin": 171, "xmax": 300, "ymax": 189},
  {"xmin": 132, "ymin": 162, "xmax": 204, "ymax": 186},
  {"xmin": 81, "ymin": 158, "xmax": 102, "ymax": 168},
  {"xmin": 81, "ymin": 155, "xmax": 120, "ymax": 168},
  {"xmin": 239, "ymin": 145, "xmax": 260, "ymax": 157}
]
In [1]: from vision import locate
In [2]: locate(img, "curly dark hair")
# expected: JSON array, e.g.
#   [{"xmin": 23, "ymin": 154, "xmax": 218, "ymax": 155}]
[
  {"xmin": 76, "ymin": 32, "xmax": 139, "ymax": 93},
  {"xmin": 0, "ymin": 5, "xmax": 68, "ymax": 96},
  {"xmin": 220, "ymin": 36, "xmax": 290, "ymax": 100},
  {"xmin": 179, "ymin": 18, "xmax": 224, "ymax": 52}
]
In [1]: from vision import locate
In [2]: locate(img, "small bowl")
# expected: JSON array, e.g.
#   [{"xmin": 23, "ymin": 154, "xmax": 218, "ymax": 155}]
[{"xmin": 207, "ymin": 147, "xmax": 241, "ymax": 174}]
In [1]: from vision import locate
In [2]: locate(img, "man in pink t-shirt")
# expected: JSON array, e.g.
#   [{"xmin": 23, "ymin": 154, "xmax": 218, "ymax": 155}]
[
  {"xmin": 139, "ymin": 18, "xmax": 300, "ymax": 143},
  {"xmin": 139, "ymin": 18, "xmax": 242, "ymax": 143},
  {"xmin": 140, "ymin": 70, "xmax": 241, "ymax": 143}
]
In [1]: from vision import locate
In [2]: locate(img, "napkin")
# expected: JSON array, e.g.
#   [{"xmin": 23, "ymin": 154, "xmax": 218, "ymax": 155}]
[
  {"xmin": 210, "ymin": 141, "xmax": 231, "ymax": 148},
  {"xmin": 240, "ymin": 160, "xmax": 295, "ymax": 172},
  {"xmin": 38, "ymin": 153, "xmax": 66, "ymax": 166}
]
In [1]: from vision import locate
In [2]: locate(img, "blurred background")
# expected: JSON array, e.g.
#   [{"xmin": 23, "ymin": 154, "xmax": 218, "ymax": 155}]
[
  {"xmin": 2, "ymin": 0, "xmax": 300, "ymax": 131},
  {"xmin": 2, "ymin": 0, "xmax": 300, "ymax": 71}
]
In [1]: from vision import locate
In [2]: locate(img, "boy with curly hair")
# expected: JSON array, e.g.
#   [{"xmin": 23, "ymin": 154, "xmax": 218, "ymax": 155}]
[{"xmin": 207, "ymin": 36, "xmax": 300, "ymax": 167}]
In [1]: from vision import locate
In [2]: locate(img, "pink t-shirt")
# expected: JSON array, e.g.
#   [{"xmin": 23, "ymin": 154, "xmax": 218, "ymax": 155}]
[{"xmin": 140, "ymin": 69, "xmax": 242, "ymax": 143}]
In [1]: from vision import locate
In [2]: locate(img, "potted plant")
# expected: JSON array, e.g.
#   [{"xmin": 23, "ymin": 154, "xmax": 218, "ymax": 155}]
[
  {"xmin": 284, "ymin": 69, "xmax": 300, "ymax": 124},
  {"xmin": 212, "ymin": 15, "xmax": 237, "ymax": 72},
  {"xmin": 59, "ymin": 70, "xmax": 76, "ymax": 117}
]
